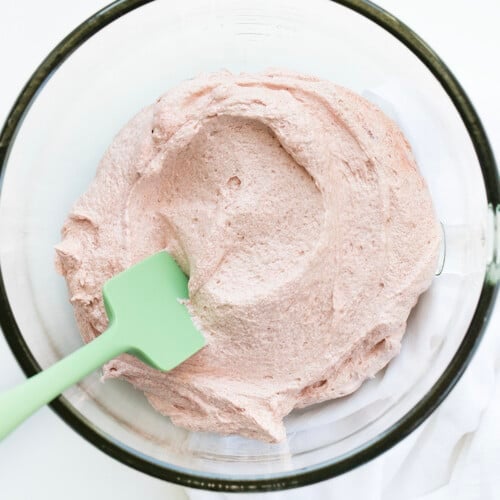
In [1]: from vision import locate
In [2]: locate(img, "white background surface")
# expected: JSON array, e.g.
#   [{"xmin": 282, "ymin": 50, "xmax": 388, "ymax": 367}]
[{"xmin": 0, "ymin": 1, "xmax": 499, "ymax": 499}]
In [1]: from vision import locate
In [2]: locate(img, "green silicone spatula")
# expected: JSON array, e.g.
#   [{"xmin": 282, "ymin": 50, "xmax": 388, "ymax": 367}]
[{"xmin": 0, "ymin": 251, "xmax": 205, "ymax": 440}]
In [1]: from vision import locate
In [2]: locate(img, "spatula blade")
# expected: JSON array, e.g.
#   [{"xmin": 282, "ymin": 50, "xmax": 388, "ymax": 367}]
[{"xmin": 102, "ymin": 251, "xmax": 205, "ymax": 371}]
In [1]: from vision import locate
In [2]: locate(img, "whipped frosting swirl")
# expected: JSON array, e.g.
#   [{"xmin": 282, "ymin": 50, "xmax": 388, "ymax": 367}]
[{"xmin": 56, "ymin": 70, "xmax": 440, "ymax": 442}]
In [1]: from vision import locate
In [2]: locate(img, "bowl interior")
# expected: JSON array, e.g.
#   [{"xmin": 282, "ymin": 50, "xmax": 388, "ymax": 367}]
[{"xmin": 0, "ymin": 0, "xmax": 491, "ymax": 482}]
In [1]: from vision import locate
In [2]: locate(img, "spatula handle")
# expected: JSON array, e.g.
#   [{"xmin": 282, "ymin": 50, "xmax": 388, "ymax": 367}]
[{"xmin": 0, "ymin": 325, "xmax": 126, "ymax": 440}]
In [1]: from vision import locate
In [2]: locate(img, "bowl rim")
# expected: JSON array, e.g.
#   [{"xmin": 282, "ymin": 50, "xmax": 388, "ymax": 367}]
[{"xmin": 0, "ymin": 0, "xmax": 499, "ymax": 492}]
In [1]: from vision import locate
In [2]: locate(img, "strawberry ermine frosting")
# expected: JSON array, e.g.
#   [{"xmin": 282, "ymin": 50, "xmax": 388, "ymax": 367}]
[{"xmin": 55, "ymin": 70, "xmax": 440, "ymax": 442}]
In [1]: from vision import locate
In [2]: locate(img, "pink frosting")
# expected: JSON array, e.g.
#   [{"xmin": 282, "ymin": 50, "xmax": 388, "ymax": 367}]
[{"xmin": 55, "ymin": 70, "xmax": 440, "ymax": 442}]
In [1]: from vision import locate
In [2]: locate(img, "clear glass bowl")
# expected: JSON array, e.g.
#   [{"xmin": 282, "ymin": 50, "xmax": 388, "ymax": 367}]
[{"xmin": 0, "ymin": 0, "xmax": 498, "ymax": 492}]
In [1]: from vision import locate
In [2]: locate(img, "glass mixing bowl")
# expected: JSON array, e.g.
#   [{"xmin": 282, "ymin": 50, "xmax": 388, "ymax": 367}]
[{"xmin": 0, "ymin": 0, "xmax": 499, "ymax": 492}]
